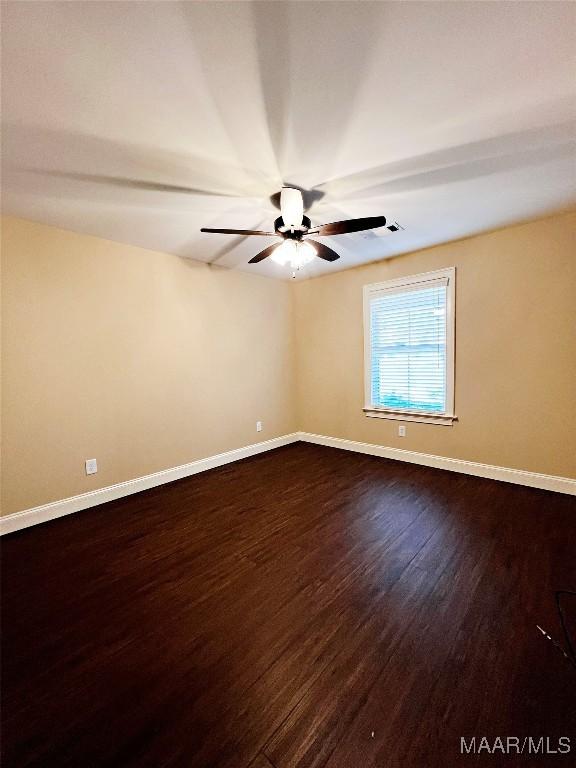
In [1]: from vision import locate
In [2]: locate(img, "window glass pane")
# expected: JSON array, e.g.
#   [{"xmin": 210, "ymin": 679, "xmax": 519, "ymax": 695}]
[{"xmin": 370, "ymin": 284, "xmax": 446, "ymax": 412}]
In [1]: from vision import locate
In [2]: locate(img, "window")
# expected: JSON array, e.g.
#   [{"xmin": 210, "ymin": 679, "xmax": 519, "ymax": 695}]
[{"xmin": 363, "ymin": 268, "xmax": 456, "ymax": 424}]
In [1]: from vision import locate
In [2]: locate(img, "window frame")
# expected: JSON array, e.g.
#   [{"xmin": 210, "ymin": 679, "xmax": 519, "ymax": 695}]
[{"xmin": 363, "ymin": 267, "xmax": 456, "ymax": 425}]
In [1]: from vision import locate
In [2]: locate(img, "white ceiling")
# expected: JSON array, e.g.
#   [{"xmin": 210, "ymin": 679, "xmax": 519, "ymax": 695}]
[{"xmin": 2, "ymin": 1, "xmax": 575, "ymax": 280}]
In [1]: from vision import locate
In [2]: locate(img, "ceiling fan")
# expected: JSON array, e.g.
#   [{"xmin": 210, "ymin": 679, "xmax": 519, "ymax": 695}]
[{"xmin": 200, "ymin": 187, "xmax": 388, "ymax": 271}]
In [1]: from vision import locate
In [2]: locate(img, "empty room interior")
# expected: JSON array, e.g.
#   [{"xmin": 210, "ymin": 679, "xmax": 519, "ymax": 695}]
[{"xmin": 1, "ymin": 1, "xmax": 576, "ymax": 766}]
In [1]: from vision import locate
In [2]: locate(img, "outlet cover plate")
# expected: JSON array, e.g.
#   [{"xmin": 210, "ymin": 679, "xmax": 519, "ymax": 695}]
[{"xmin": 85, "ymin": 458, "xmax": 98, "ymax": 475}]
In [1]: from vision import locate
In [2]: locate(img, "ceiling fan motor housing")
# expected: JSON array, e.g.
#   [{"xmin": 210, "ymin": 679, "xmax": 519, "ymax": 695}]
[{"xmin": 275, "ymin": 215, "xmax": 312, "ymax": 239}]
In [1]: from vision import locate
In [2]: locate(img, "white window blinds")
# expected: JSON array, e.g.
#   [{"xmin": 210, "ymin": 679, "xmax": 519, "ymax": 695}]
[{"xmin": 364, "ymin": 269, "xmax": 455, "ymax": 420}]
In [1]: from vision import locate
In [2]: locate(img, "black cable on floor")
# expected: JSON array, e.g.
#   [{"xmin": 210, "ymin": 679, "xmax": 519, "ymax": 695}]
[
  {"xmin": 536, "ymin": 589, "xmax": 576, "ymax": 673},
  {"xmin": 555, "ymin": 589, "xmax": 576, "ymax": 665}
]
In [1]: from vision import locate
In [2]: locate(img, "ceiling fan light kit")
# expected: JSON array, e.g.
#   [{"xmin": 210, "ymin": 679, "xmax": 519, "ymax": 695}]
[
  {"xmin": 271, "ymin": 240, "xmax": 317, "ymax": 271},
  {"xmin": 200, "ymin": 186, "xmax": 390, "ymax": 273}
]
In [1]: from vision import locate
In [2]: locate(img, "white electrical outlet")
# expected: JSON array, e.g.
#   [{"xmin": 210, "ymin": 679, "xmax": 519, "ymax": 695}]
[
  {"xmin": 85, "ymin": 458, "xmax": 98, "ymax": 475},
  {"xmin": 256, "ymin": 421, "xmax": 263, "ymax": 432},
  {"xmin": 398, "ymin": 425, "xmax": 406, "ymax": 438}
]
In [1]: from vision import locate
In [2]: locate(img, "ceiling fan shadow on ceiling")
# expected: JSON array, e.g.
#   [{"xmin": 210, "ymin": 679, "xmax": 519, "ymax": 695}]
[{"xmin": 200, "ymin": 186, "xmax": 397, "ymax": 275}]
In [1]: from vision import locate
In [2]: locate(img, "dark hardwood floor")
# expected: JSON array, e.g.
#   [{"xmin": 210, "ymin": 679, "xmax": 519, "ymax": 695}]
[{"xmin": 2, "ymin": 443, "xmax": 575, "ymax": 767}]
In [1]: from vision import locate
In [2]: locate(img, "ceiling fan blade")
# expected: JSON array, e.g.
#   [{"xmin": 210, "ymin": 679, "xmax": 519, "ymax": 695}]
[
  {"xmin": 248, "ymin": 243, "xmax": 280, "ymax": 264},
  {"xmin": 317, "ymin": 215, "xmax": 387, "ymax": 236},
  {"xmin": 280, "ymin": 186, "xmax": 304, "ymax": 228},
  {"xmin": 307, "ymin": 240, "xmax": 340, "ymax": 262},
  {"xmin": 208, "ymin": 217, "xmax": 270, "ymax": 265},
  {"xmin": 201, "ymin": 228, "xmax": 276, "ymax": 236}
]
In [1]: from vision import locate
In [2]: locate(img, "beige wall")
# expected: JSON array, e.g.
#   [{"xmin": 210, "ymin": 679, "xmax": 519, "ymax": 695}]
[
  {"xmin": 294, "ymin": 212, "xmax": 576, "ymax": 479},
  {"xmin": 1, "ymin": 217, "xmax": 296, "ymax": 515},
  {"xmin": 2, "ymin": 212, "xmax": 575, "ymax": 516}
]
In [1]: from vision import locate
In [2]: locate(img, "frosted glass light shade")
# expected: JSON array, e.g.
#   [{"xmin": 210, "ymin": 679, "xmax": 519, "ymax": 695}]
[
  {"xmin": 271, "ymin": 240, "xmax": 316, "ymax": 269},
  {"xmin": 292, "ymin": 240, "xmax": 316, "ymax": 268},
  {"xmin": 270, "ymin": 240, "xmax": 297, "ymax": 266}
]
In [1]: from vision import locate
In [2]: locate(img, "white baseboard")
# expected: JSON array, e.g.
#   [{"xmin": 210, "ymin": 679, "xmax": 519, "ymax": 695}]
[
  {"xmin": 0, "ymin": 433, "xmax": 300, "ymax": 536},
  {"xmin": 3, "ymin": 430, "xmax": 573, "ymax": 535},
  {"xmin": 297, "ymin": 432, "xmax": 576, "ymax": 496}
]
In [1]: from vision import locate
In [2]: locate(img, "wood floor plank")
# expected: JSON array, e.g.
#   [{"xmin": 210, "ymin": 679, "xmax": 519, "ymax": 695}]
[
  {"xmin": 248, "ymin": 754, "xmax": 277, "ymax": 768},
  {"xmin": 2, "ymin": 443, "xmax": 575, "ymax": 768}
]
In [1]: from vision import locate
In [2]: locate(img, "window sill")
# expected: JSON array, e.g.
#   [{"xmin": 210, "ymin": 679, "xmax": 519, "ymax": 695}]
[{"xmin": 363, "ymin": 408, "xmax": 457, "ymax": 426}]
